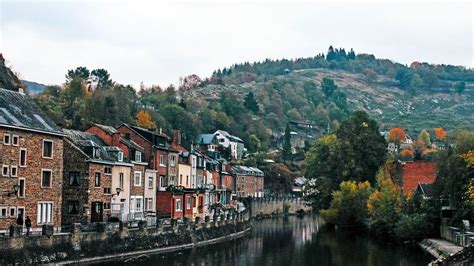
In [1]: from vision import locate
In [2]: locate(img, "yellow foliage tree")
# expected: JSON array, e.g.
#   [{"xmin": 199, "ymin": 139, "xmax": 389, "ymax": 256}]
[{"xmin": 136, "ymin": 110, "xmax": 156, "ymax": 129}]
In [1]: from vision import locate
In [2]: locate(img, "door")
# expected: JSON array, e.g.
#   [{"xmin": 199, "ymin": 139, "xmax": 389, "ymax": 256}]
[{"xmin": 91, "ymin": 202, "xmax": 103, "ymax": 222}]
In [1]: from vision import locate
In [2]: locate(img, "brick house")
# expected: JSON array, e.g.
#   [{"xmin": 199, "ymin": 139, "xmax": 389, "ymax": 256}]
[
  {"xmin": 85, "ymin": 124, "xmax": 152, "ymax": 221},
  {"xmin": 232, "ymin": 165, "xmax": 265, "ymax": 198},
  {"xmin": 0, "ymin": 88, "xmax": 64, "ymax": 233}
]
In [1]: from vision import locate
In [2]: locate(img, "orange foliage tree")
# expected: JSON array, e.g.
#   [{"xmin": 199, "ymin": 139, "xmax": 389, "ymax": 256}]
[
  {"xmin": 387, "ymin": 128, "xmax": 406, "ymax": 143},
  {"xmin": 136, "ymin": 110, "xmax": 156, "ymax": 129},
  {"xmin": 433, "ymin": 128, "xmax": 447, "ymax": 140}
]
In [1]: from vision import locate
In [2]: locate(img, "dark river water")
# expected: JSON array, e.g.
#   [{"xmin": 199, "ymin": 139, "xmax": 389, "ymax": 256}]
[{"xmin": 136, "ymin": 215, "xmax": 433, "ymax": 266}]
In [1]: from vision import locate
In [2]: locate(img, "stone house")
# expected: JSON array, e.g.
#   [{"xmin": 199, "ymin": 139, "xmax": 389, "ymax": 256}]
[
  {"xmin": 62, "ymin": 129, "xmax": 132, "ymax": 224},
  {"xmin": 0, "ymin": 88, "xmax": 64, "ymax": 233}
]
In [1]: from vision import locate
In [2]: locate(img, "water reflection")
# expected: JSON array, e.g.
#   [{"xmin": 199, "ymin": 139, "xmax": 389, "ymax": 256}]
[{"xmin": 141, "ymin": 215, "xmax": 432, "ymax": 266}]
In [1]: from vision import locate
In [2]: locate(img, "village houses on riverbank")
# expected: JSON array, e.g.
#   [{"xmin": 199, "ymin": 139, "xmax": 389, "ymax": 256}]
[{"xmin": 0, "ymin": 87, "xmax": 264, "ymax": 234}]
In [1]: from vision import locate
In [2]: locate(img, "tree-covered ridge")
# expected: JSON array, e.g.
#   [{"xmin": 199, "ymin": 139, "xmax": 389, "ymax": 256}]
[{"xmin": 211, "ymin": 46, "xmax": 474, "ymax": 90}]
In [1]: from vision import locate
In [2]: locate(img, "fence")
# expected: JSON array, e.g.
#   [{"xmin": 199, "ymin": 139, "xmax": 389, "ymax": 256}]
[{"xmin": 440, "ymin": 219, "xmax": 474, "ymax": 247}]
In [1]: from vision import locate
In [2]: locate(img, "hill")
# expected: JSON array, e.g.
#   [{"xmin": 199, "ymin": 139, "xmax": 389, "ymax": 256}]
[
  {"xmin": 22, "ymin": 80, "xmax": 46, "ymax": 95},
  {"xmin": 14, "ymin": 47, "xmax": 474, "ymax": 154}
]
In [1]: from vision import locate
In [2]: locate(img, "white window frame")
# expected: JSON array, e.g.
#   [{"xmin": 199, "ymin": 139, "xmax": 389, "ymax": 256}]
[
  {"xmin": 42, "ymin": 139, "xmax": 53, "ymax": 159},
  {"xmin": 187, "ymin": 195, "xmax": 191, "ymax": 209},
  {"xmin": 41, "ymin": 169, "xmax": 53, "ymax": 188},
  {"xmin": 148, "ymin": 176, "xmax": 153, "ymax": 189},
  {"xmin": 175, "ymin": 199, "xmax": 182, "ymax": 211},
  {"xmin": 117, "ymin": 151, "xmax": 123, "ymax": 162},
  {"xmin": 0, "ymin": 207, "xmax": 7, "ymax": 218},
  {"xmin": 131, "ymin": 196, "xmax": 143, "ymax": 213},
  {"xmin": 159, "ymin": 154, "xmax": 165, "ymax": 166},
  {"xmin": 134, "ymin": 171, "xmax": 142, "ymax": 186},
  {"xmin": 18, "ymin": 178, "xmax": 25, "ymax": 198},
  {"xmin": 37, "ymin": 202, "xmax": 53, "ymax": 224},
  {"xmin": 9, "ymin": 207, "xmax": 16, "ymax": 218},
  {"xmin": 94, "ymin": 172, "xmax": 101, "ymax": 187},
  {"xmin": 19, "ymin": 148, "xmax": 27, "ymax": 167},
  {"xmin": 10, "ymin": 165, "xmax": 18, "ymax": 177},
  {"xmin": 3, "ymin": 134, "xmax": 10, "ymax": 145},
  {"xmin": 170, "ymin": 155, "xmax": 176, "ymax": 166},
  {"xmin": 2, "ymin": 165, "xmax": 9, "ymax": 177},
  {"xmin": 135, "ymin": 151, "xmax": 142, "ymax": 162},
  {"xmin": 16, "ymin": 206, "xmax": 25, "ymax": 219},
  {"xmin": 146, "ymin": 198, "xmax": 153, "ymax": 211},
  {"xmin": 12, "ymin": 135, "xmax": 19, "ymax": 146}
]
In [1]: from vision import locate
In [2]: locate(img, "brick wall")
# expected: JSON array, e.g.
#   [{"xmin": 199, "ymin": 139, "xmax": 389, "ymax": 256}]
[
  {"xmin": 117, "ymin": 126, "xmax": 153, "ymax": 169},
  {"xmin": 0, "ymin": 128, "xmax": 63, "ymax": 230}
]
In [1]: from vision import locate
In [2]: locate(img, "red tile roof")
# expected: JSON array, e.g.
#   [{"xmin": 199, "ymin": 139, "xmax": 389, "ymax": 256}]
[{"xmin": 402, "ymin": 161, "xmax": 437, "ymax": 196}]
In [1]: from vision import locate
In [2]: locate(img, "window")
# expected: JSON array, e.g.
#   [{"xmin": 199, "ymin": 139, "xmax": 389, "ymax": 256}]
[
  {"xmin": 103, "ymin": 187, "xmax": 111, "ymax": 194},
  {"xmin": 169, "ymin": 176, "xmax": 175, "ymax": 185},
  {"xmin": 119, "ymin": 173, "xmax": 124, "ymax": 188},
  {"xmin": 170, "ymin": 155, "xmax": 176, "ymax": 166},
  {"xmin": 18, "ymin": 178, "xmax": 25, "ymax": 198},
  {"xmin": 186, "ymin": 175, "xmax": 189, "ymax": 186},
  {"xmin": 146, "ymin": 198, "xmax": 153, "ymax": 211},
  {"xmin": 0, "ymin": 207, "xmax": 6, "ymax": 218},
  {"xmin": 42, "ymin": 140, "xmax": 53, "ymax": 159},
  {"xmin": 187, "ymin": 195, "xmax": 191, "ymax": 209},
  {"xmin": 103, "ymin": 203, "xmax": 111, "ymax": 210},
  {"xmin": 94, "ymin": 173, "xmax": 101, "ymax": 187},
  {"xmin": 159, "ymin": 175, "xmax": 166, "ymax": 188},
  {"xmin": 68, "ymin": 171, "xmax": 80, "ymax": 186},
  {"xmin": 104, "ymin": 166, "xmax": 112, "ymax": 174},
  {"xmin": 9, "ymin": 207, "xmax": 16, "ymax": 218},
  {"xmin": 2, "ymin": 165, "xmax": 9, "ymax": 177},
  {"xmin": 12, "ymin": 135, "xmax": 19, "ymax": 146},
  {"xmin": 159, "ymin": 154, "xmax": 165, "ymax": 166},
  {"xmin": 41, "ymin": 170, "xmax": 52, "ymax": 188},
  {"xmin": 134, "ymin": 172, "xmax": 142, "ymax": 186},
  {"xmin": 117, "ymin": 151, "xmax": 123, "ymax": 162},
  {"xmin": 135, "ymin": 197, "xmax": 143, "ymax": 212},
  {"xmin": 19, "ymin": 149, "xmax": 27, "ymax": 167},
  {"xmin": 135, "ymin": 151, "xmax": 142, "ymax": 162},
  {"xmin": 3, "ymin": 134, "xmax": 10, "ymax": 145},
  {"xmin": 37, "ymin": 202, "xmax": 53, "ymax": 224},
  {"xmin": 175, "ymin": 199, "xmax": 182, "ymax": 211},
  {"xmin": 67, "ymin": 201, "xmax": 79, "ymax": 214},
  {"xmin": 179, "ymin": 175, "xmax": 182, "ymax": 185},
  {"xmin": 148, "ymin": 176, "xmax": 153, "ymax": 189}
]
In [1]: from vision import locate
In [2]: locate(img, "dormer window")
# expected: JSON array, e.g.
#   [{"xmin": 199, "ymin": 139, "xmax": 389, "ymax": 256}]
[
  {"xmin": 135, "ymin": 151, "xmax": 142, "ymax": 162},
  {"xmin": 117, "ymin": 151, "xmax": 123, "ymax": 162}
]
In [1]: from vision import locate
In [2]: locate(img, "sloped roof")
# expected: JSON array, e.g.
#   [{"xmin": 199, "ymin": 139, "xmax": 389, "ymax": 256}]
[
  {"xmin": 417, "ymin": 183, "xmax": 433, "ymax": 197},
  {"xmin": 232, "ymin": 165, "xmax": 264, "ymax": 176},
  {"xmin": 63, "ymin": 129, "xmax": 116, "ymax": 161},
  {"xmin": 0, "ymin": 88, "xmax": 62, "ymax": 135},
  {"xmin": 402, "ymin": 161, "xmax": 437, "ymax": 196},
  {"xmin": 197, "ymin": 134, "xmax": 216, "ymax": 145},
  {"xmin": 93, "ymin": 123, "xmax": 118, "ymax": 135}
]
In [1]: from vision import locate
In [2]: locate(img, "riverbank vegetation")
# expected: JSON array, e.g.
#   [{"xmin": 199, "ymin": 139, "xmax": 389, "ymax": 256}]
[{"xmin": 305, "ymin": 111, "xmax": 474, "ymax": 242}]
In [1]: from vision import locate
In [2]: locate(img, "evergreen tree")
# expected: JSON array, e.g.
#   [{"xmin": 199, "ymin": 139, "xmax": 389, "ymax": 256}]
[
  {"xmin": 321, "ymin": 78, "xmax": 337, "ymax": 97},
  {"xmin": 283, "ymin": 123, "xmax": 292, "ymax": 162},
  {"xmin": 347, "ymin": 48, "xmax": 356, "ymax": 60},
  {"xmin": 326, "ymin": 46, "xmax": 336, "ymax": 61},
  {"xmin": 243, "ymin": 91, "xmax": 259, "ymax": 114}
]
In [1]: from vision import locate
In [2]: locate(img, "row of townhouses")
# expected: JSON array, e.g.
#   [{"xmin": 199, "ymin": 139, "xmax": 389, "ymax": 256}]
[{"xmin": 0, "ymin": 87, "xmax": 264, "ymax": 233}]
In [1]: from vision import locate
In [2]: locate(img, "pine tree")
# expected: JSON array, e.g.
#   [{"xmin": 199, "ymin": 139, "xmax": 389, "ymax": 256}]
[
  {"xmin": 283, "ymin": 124, "xmax": 292, "ymax": 162},
  {"xmin": 326, "ymin": 46, "xmax": 336, "ymax": 61},
  {"xmin": 243, "ymin": 91, "xmax": 259, "ymax": 114}
]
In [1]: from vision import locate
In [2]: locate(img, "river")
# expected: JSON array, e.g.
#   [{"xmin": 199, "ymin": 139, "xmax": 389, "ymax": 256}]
[{"xmin": 127, "ymin": 215, "xmax": 433, "ymax": 265}]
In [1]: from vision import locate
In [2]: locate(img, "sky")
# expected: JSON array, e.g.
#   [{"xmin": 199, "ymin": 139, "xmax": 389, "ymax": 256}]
[{"xmin": 0, "ymin": 0, "xmax": 472, "ymax": 88}]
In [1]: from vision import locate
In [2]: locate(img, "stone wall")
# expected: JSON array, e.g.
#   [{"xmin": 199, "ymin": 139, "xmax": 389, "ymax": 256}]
[
  {"xmin": 0, "ymin": 212, "xmax": 251, "ymax": 264},
  {"xmin": 248, "ymin": 197, "xmax": 310, "ymax": 217}
]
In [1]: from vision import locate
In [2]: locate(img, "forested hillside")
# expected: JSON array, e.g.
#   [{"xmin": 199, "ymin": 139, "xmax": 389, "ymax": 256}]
[{"xmin": 31, "ymin": 47, "xmax": 474, "ymax": 153}]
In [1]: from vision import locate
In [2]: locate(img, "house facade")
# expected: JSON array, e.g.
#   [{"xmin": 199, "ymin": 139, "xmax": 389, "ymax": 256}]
[
  {"xmin": 232, "ymin": 165, "xmax": 265, "ymax": 198},
  {"xmin": 0, "ymin": 88, "xmax": 64, "ymax": 233}
]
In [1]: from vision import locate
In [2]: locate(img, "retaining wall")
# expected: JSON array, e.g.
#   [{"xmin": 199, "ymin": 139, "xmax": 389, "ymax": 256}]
[{"xmin": 249, "ymin": 197, "xmax": 311, "ymax": 217}]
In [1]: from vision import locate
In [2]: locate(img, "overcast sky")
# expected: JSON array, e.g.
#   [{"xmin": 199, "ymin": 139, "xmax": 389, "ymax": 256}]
[{"xmin": 0, "ymin": 0, "xmax": 472, "ymax": 88}]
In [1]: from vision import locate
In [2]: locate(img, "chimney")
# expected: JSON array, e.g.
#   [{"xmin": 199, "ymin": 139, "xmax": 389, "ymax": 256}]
[{"xmin": 173, "ymin": 129, "xmax": 181, "ymax": 146}]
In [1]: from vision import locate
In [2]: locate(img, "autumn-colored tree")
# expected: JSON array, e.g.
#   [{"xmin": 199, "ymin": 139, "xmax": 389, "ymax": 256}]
[
  {"xmin": 400, "ymin": 149, "xmax": 414, "ymax": 161},
  {"xmin": 387, "ymin": 128, "xmax": 406, "ymax": 150},
  {"xmin": 433, "ymin": 128, "xmax": 447, "ymax": 140},
  {"xmin": 136, "ymin": 110, "xmax": 156, "ymax": 129}
]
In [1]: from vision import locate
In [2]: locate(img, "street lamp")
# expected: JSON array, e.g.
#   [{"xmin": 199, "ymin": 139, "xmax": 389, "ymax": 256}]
[{"xmin": 116, "ymin": 187, "xmax": 122, "ymax": 196}]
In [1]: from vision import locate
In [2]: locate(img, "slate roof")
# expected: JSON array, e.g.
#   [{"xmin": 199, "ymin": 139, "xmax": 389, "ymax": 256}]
[
  {"xmin": 196, "ymin": 134, "xmax": 216, "ymax": 145},
  {"xmin": 232, "ymin": 165, "xmax": 264, "ymax": 176},
  {"xmin": 93, "ymin": 123, "xmax": 118, "ymax": 135},
  {"xmin": 416, "ymin": 183, "xmax": 433, "ymax": 197},
  {"xmin": 63, "ymin": 129, "xmax": 116, "ymax": 162},
  {"xmin": 0, "ymin": 88, "xmax": 62, "ymax": 135}
]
